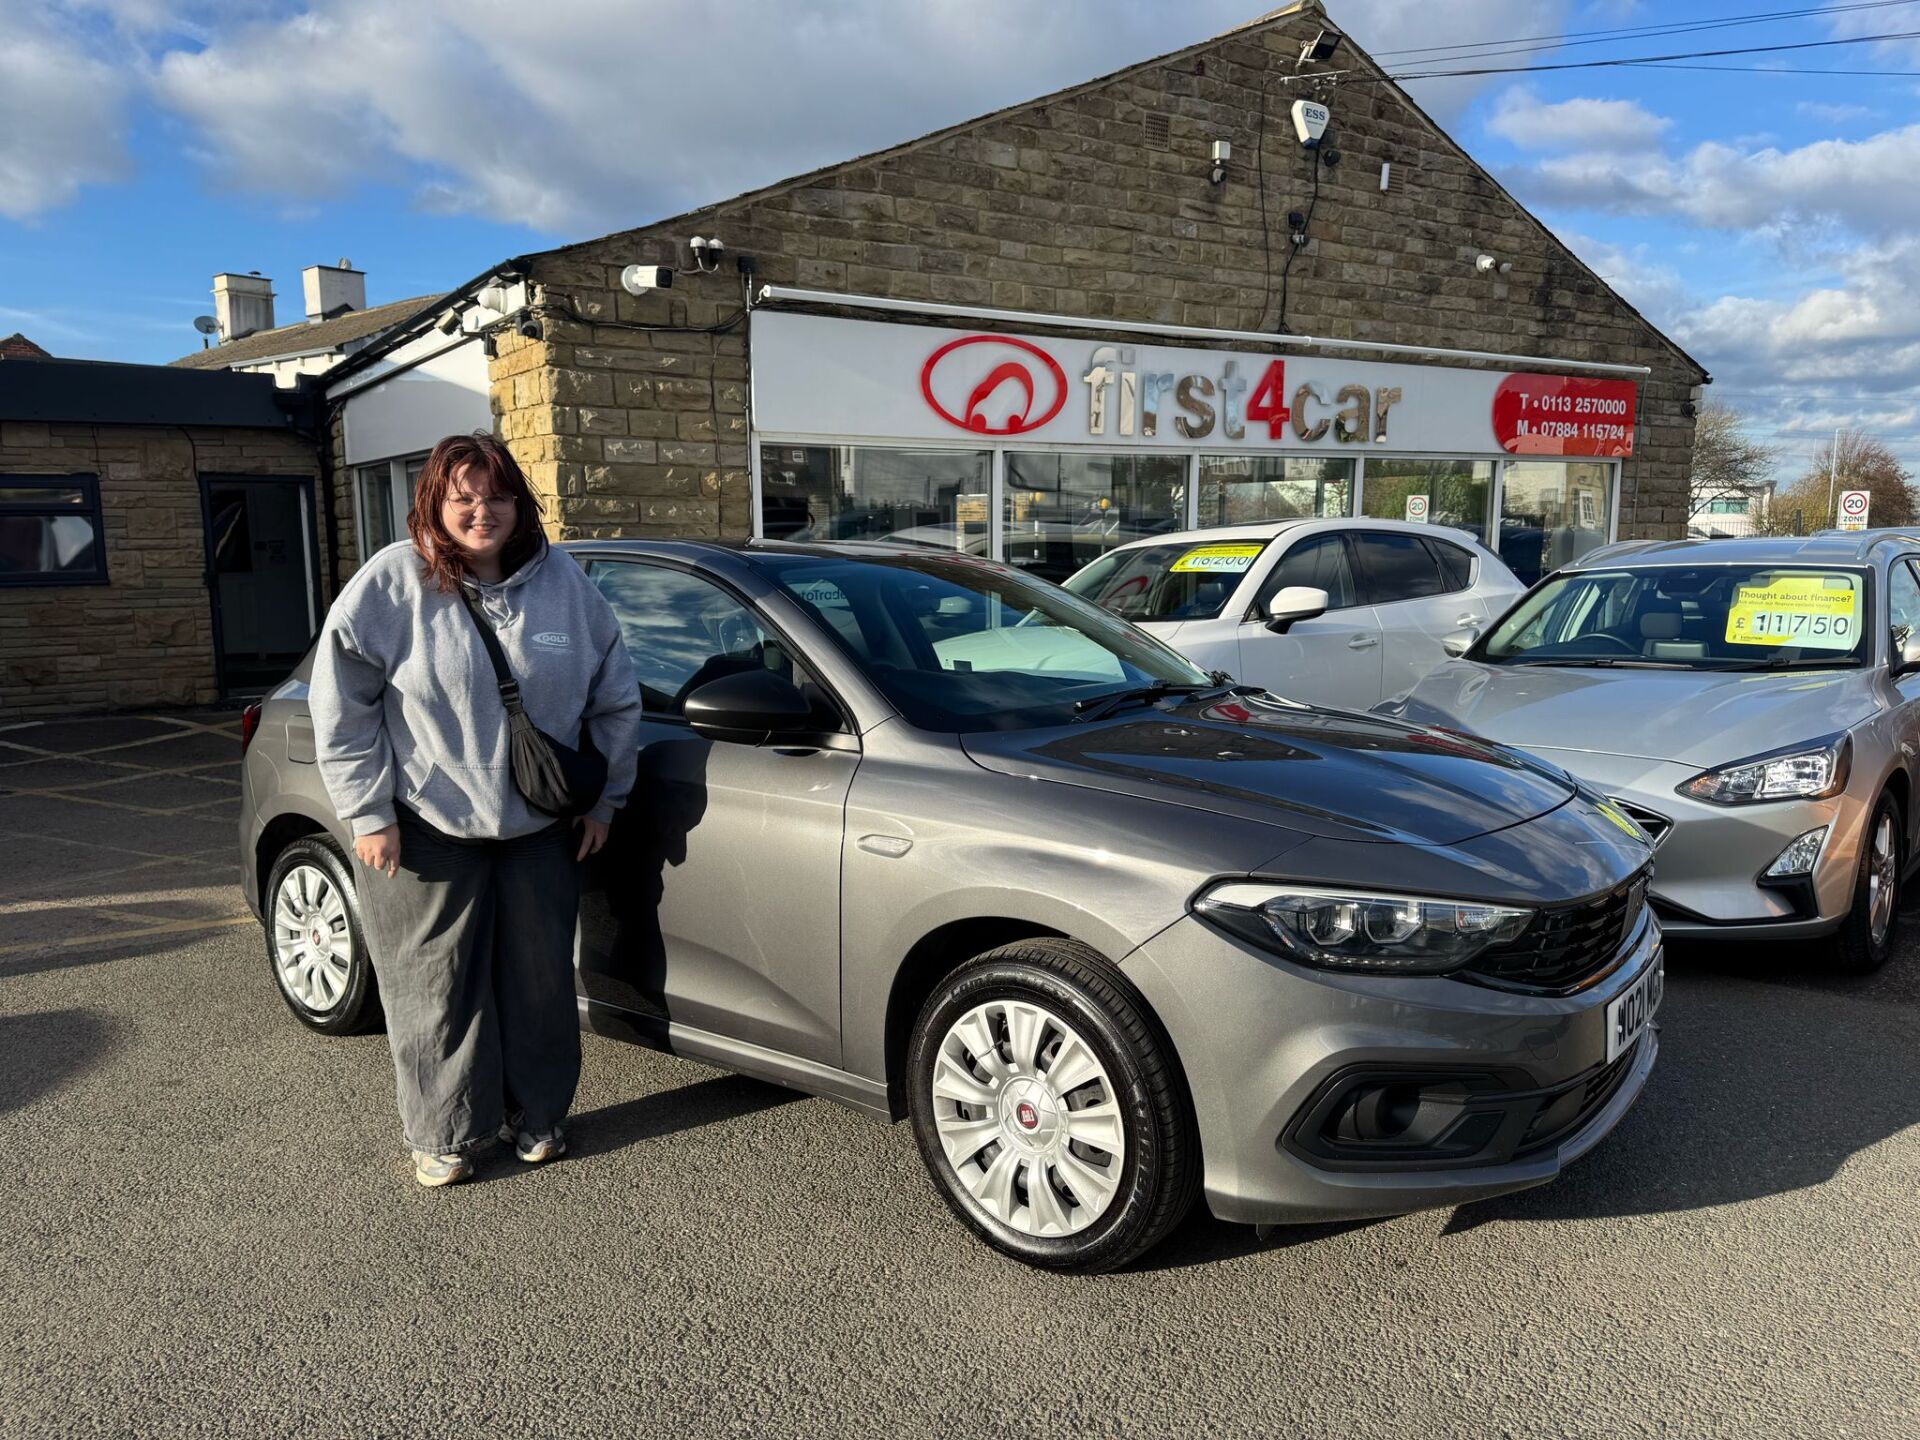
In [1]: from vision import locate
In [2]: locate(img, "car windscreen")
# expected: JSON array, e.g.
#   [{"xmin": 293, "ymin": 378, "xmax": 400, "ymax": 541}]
[
  {"xmin": 1063, "ymin": 539, "xmax": 1270, "ymax": 622},
  {"xmin": 1479, "ymin": 564, "xmax": 1870, "ymax": 670},
  {"xmin": 755, "ymin": 551, "xmax": 1213, "ymax": 732}
]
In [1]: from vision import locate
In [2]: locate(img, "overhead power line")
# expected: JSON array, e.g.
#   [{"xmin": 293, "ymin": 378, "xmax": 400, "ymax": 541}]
[
  {"xmin": 1367, "ymin": 0, "xmax": 1920, "ymax": 64},
  {"xmin": 1376, "ymin": 27, "xmax": 1920, "ymax": 81}
]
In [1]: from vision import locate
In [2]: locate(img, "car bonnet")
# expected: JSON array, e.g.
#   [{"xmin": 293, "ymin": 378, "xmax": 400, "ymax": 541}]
[
  {"xmin": 1392, "ymin": 662, "xmax": 1880, "ymax": 767},
  {"xmin": 960, "ymin": 692, "xmax": 1576, "ymax": 846}
]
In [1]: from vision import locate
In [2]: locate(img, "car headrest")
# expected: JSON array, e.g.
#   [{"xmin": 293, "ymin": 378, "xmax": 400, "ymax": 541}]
[{"xmin": 1639, "ymin": 611, "xmax": 1683, "ymax": 639}]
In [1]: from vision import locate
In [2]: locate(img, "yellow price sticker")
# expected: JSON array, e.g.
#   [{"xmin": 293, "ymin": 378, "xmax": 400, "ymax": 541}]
[
  {"xmin": 1725, "ymin": 575, "xmax": 1860, "ymax": 649},
  {"xmin": 1169, "ymin": 543, "xmax": 1265, "ymax": 574}
]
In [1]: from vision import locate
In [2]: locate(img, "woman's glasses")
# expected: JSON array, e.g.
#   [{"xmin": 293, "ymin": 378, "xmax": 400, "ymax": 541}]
[{"xmin": 447, "ymin": 493, "xmax": 517, "ymax": 516}]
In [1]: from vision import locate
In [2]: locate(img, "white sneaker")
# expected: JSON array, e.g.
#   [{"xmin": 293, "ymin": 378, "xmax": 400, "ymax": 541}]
[
  {"xmin": 498, "ymin": 1122, "xmax": 566, "ymax": 1164},
  {"xmin": 412, "ymin": 1150, "xmax": 474, "ymax": 1187}
]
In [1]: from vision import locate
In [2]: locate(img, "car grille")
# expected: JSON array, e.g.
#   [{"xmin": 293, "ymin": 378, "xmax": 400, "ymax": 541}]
[
  {"xmin": 1608, "ymin": 798, "xmax": 1673, "ymax": 848},
  {"xmin": 1464, "ymin": 872, "xmax": 1650, "ymax": 993}
]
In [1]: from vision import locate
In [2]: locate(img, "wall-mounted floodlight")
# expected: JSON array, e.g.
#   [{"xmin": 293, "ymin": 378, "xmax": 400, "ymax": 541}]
[
  {"xmin": 1298, "ymin": 29, "xmax": 1343, "ymax": 67},
  {"xmin": 1210, "ymin": 138, "xmax": 1231, "ymax": 185}
]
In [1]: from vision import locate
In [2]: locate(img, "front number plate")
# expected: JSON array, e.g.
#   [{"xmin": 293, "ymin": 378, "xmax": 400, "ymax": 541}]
[{"xmin": 1606, "ymin": 954, "xmax": 1663, "ymax": 1063}]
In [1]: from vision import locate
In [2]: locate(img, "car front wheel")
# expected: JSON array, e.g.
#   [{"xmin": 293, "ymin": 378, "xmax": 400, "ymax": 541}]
[
  {"xmin": 1833, "ymin": 790, "xmax": 1902, "ymax": 975},
  {"xmin": 264, "ymin": 836, "xmax": 381, "ymax": 1035},
  {"xmin": 906, "ymin": 939, "xmax": 1198, "ymax": 1271}
]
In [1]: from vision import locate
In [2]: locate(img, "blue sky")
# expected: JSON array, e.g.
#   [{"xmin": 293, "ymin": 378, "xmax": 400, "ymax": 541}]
[{"xmin": 5, "ymin": 0, "xmax": 1920, "ymax": 483}]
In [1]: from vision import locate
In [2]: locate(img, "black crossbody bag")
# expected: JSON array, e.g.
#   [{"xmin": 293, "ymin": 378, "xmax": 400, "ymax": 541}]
[{"xmin": 457, "ymin": 588, "xmax": 607, "ymax": 819}]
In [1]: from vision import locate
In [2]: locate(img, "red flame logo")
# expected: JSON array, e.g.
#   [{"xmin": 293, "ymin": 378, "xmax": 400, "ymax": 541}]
[{"xmin": 920, "ymin": 335, "xmax": 1068, "ymax": 436}]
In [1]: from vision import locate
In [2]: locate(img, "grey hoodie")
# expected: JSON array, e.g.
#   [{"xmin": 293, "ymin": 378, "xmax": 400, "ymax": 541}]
[{"xmin": 310, "ymin": 540, "xmax": 643, "ymax": 841}]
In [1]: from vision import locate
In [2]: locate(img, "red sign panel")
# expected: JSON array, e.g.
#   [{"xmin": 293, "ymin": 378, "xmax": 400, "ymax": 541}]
[
  {"xmin": 1492, "ymin": 375, "xmax": 1637, "ymax": 458},
  {"xmin": 919, "ymin": 334, "xmax": 1068, "ymax": 436}
]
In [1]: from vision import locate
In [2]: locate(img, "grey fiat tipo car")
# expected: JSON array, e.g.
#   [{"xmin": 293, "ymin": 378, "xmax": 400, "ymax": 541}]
[
  {"xmin": 1385, "ymin": 533, "xmax": 1920, "ymax": 974},
  {"xmin": 240, "ymin": 540, "xmax": 1660, "ymax": 1271}
]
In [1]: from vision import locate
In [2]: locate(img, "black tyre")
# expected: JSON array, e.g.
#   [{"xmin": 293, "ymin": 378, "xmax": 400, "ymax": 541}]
[
  {"xmin": 1832, "ymin": 790, "xmax": 1902, "ymax": 975},
  {"xmin": 905, "ymin": 938, "xmax": 1199, "ymax": 1272},
  {"xmin": 262, "ymin": 836, "xmax": 382, "ymax": 1035}
]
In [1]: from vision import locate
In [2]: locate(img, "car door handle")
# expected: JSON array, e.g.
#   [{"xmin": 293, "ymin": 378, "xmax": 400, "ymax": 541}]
[
  {"xmin": 1347, "ymin": 635, "xmax": 1379, "ymax": 650},
  {"xmin": 1455, "ymin": 613, "xmax": 1479, "ymax": 627}
]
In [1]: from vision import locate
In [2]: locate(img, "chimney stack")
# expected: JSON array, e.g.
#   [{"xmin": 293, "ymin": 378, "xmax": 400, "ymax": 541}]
[
  {"xmin": 212, "ymin": 272, "xmax": 275, "ymax": 342},
  {"xmin": 302, "ymin": 259, "xmax": 366, "ymax": 323}
]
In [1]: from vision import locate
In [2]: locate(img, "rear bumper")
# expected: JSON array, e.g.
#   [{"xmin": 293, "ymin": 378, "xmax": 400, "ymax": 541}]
[{"xmin": 1121, "ymin": 914, "xmax": 1661, "ymax": 1225}]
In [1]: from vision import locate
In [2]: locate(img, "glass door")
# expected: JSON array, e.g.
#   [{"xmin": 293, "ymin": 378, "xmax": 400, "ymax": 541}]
[{"xmin": 200, "ymin": 475, "xmax": 320, "ymax": 696}]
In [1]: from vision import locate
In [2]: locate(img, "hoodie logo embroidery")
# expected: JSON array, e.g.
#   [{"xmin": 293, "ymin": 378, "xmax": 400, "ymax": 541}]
[{"xmin": 531, "ymin": 632, "xmax": 571, "ymax": 648}]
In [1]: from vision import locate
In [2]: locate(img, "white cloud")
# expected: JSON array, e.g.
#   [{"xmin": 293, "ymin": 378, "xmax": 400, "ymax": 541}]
[
  {"xmin": 1505, "ymin": 126, "xmax": 1920, "ymax": 240},
  {"xmin": 147, "ymin": 0, "xmax": 1307, "ymax": 235},
  {"xmin": 1796, "ymin": 101, "xmax": 1876, "ymax": 125},
  {"xmin": 1486, "ymin": 86, "xmax": 1670, "ymax": 152},
  {"xmin": 0, "ymin": 2, "xmax": 131, "ymax": 220}
]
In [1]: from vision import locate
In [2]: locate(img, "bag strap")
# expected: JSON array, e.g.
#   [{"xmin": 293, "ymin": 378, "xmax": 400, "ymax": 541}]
[{"xmin": 456, "ymin": 586, "xmax": 527, "ymax": 715}]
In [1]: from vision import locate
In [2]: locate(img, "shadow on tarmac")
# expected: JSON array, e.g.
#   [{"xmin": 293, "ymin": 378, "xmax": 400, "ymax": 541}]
[{"xmin": 0, "ymin": 1008, "xmax": 121, "ymax": 1114}]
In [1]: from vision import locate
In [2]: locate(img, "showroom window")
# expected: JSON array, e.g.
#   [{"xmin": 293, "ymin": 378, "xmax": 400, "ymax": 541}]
[
  {"xmin": 0, "ymin": 474, "xmax": 107, "ymax": 586},
  {"xmin": 1500, "ymin": 460, "xmax": 1614, "ymax": 586},
  {"xmin": 357, "ymin": 455, "xmax": 425, "ymax": 556},
  {"xmin": 1359, "ymin": 459, "xmax": 1493, "ymax": 542},
  {"xmin": 1705, "ymin": 497, "xmax": 1749, "ymax": 515},
  {"xmin": 759, "ymin": 445, "xmax": 991, "ymax": 552},
  {"xmin": 1003, "ymin": 451, "xmax": 1185, "ymax": 582},
  {"xmin": 1198, "ymin": 456, "xmax": 1351, "ymax": 528}
]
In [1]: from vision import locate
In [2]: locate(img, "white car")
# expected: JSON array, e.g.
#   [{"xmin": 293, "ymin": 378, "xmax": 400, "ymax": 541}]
[{"xmin": 1064, "ymin": 519, "xmax": 1526, "ymax": 709}]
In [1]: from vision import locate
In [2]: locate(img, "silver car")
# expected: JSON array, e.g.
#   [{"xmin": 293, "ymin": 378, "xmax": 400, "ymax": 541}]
[
  {"xmin": 1385, "ymin": 533, "xmax": 1920, "ymax": 972},
  {"xmin": 1063, "ymin": 519, "xmax": 1525, "ymax": 711},
  {"xmin": 240, "ymin": 540, "xmax": 1658, "ymax": 1271}
]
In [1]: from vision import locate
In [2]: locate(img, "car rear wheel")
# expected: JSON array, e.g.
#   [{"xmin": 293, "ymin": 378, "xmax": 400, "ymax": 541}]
[
  {"xmin": 1833, "ymin": 791, "xmax": 1902, "ymax": 975},
  {"xmin": 264, "ymin": 836, "xmax": 381, "ymax": 1035},
  {"xmin": 905, "ymin": 938, "xmax": 1198, "ymax": 1272}
]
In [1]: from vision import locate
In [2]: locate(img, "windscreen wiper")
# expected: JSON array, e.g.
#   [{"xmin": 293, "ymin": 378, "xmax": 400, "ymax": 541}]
[
  {"xmin": 1073, "ymin": 681, "xmax": 1215, "ymax": 722},
  {"xmin": 1507, "ymin": 657, "xmax": 1690, "ymax": 669}
]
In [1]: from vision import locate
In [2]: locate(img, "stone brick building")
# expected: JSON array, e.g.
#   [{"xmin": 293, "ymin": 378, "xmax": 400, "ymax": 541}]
[
  {"xmin": 454, "ymin": 0, "xmax": 1702, "ymax": 592},
  {"xmin": 0, "ymin": 362, "xmax": 323, "ymax": 719}
]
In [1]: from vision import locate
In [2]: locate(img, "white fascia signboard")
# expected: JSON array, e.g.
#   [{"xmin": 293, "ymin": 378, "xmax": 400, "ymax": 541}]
[{"xmin": 750, "ymin": 310, "xmax": 1637, "ymax": 458}]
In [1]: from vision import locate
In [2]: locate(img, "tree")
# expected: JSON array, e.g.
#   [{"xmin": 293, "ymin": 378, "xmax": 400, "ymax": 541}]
[
  {"xmin": 1768, "ymin": 428, "xmax": 1918, "ymax": 534},
  {"xmin": 1687, "ymin": 403, "xmax": 1778, "ymax": 520}
]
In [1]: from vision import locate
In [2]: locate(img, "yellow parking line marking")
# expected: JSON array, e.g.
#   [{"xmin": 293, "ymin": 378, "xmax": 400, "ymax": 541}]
[
  {"xmin": 0, "ymin": 913, "xmax": 256, "ymax": 960},
  {"xmin": 0, "ymin": 827, "xmax": 186, "ymax": 864}
]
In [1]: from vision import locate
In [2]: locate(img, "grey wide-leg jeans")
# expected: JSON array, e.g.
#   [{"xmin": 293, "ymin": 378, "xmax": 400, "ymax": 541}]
[{"xmin": 355, "ymin": 808, "xmax": 582, "ymax": 1155}]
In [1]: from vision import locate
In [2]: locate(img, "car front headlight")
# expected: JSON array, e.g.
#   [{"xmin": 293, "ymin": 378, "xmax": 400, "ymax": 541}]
[
  {"xmin": 1193, "ymin": 881, "xmax": 1534, "ymax": 975},
  {"xmin": 1679, "ymin": 734, "xmax": 1851, "ymax": 805}
]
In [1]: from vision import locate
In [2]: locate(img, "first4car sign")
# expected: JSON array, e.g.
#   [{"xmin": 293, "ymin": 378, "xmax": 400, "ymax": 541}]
[
  {"xmin": 752, "ymin": 311, "xmax": 1637, "ymax": 458},
  {"xmin": 1838, "ymin": 489, "xmax": 1871, "ymax": 531}
]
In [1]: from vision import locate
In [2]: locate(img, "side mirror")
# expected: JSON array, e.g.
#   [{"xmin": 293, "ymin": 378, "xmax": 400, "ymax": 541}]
[
  {"xmin": 1896, "ymin": 632, "xmax": 1920, "ymax": 678},
  {"xmin": 685, "ymin": 669, "xmax": 813, "ymax": 745},
  {"xmin": 1442, "ymin": 627, "xmax": 1481, "ymax": 658},
  {"xmin": 1264, "ymin": 585, "xmax": 1329, "ymax": 634}
]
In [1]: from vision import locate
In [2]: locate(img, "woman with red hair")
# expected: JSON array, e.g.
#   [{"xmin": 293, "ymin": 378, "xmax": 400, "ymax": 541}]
[{"xmin": 311, "ymin": 432, "xmax": 642, "ymax": 1187}]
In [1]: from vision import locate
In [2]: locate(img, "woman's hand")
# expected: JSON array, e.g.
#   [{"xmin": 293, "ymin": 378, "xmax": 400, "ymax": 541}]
[
  {"xmin": 574, "ymin": 816, "xmax": 610, "ymax": 862},
  {"xmin": 355, "ymin": 825, "xmax": 401, "ymax": 878}
]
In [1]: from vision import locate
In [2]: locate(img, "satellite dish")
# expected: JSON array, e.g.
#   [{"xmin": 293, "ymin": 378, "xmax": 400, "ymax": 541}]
[{"xmin": 193, "ymin": 315, "xmax": 219, "ymax": 335}]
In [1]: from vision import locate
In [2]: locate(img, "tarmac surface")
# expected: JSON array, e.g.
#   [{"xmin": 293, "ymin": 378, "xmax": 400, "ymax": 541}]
[{"xmin": 1, "ymin": 711, "xmax": 1917, "ymax": 1439}]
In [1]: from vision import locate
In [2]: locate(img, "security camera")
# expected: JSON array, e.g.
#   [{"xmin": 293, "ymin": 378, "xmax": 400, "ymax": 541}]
[
  {"xmin": 1476, "ymin": 253, "xmax": 1498, "ymax": 273},
  {"xmin": 621, "ymin": 264, "xmax": 673, "ymax": 295},
  {"xmin": 515, "ymin": 315, "xmax": 543, "ymax": 341},
  {"xmin": 1320, "ymin": 148, "xmax": 1341, "ymax": 168}
]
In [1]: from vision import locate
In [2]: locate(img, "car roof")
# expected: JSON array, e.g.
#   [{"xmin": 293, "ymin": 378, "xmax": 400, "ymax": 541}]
[
  {"xmin": 1097, "ymin": 517, "xmax": 1499, "ymax": 552},
  {"xmin": 1568, "ymin": 533, "xmax": 1920, "ymax": 570},
  {"xmin": 560, "ymin": 536, "xmax": 988, "ymax": 568}
]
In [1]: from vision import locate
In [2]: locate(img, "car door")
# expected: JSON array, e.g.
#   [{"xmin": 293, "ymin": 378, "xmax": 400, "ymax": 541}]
[
  {"xmin": 576, "ymin": 558, "xmax": 858, "ymax": 1066},
  {"xmin": 1350, "ymin": 530, "xmax": 1484, "ymax": 700},
  {"xmin": 1237, "ymin": 531, "xmax": 1384, "ymax": 708},
  {"xmin": 1885, "ymin": 559, "xmax": 1920, "ymax": 854}
]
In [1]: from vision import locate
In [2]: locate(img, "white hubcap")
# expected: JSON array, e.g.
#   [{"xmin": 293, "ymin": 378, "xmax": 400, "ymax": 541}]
[
  {"xmin": 272, "ymin": 864, "xmax": 353, "ymax": 1013},
  {"xmin": 930, "ymin": 999, "xmax": 1125, "ymax": 1238}
]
